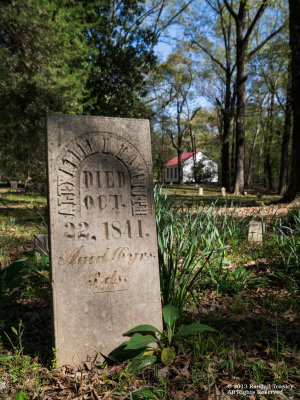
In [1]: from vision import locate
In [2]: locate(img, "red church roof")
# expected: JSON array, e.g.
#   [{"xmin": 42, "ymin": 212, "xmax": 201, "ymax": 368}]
[{"xmin": 165, "ymin": 152, "xmax": 197, "ymax": 166}]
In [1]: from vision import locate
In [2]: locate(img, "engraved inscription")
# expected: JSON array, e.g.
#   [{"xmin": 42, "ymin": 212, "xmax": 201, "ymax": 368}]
[
  {"xmin": 80, "ymin": 153, "xmax": 131, "ymax": 218},
  {"xmin": 47, "ymin": 115, "xmax": 162, "ymax": 367},
  {"xmin": 57, "ymin": 137, "xmax": 98, "ymax": 216},
  {"xmin": 83, "ymin": 170, "xmax": 125, "ymax": 189},
  {"xmin": 103, "ymin": 220, "xmax": 146, "ymax": 240},
  {"xmin": 57, "ymin": 245, "xmax": 156, "ymax": 292},
  {"xmin": 59, "ymin": 246, "xmax": 156, "ymax": 269},
  {"xmin": 88, "ymin": 270, "xmax": 128, "ymax": 293},
  {"xmin": 63, "ymin": 219, "xmax": 148, "ymax": 241},
  {"xmin": 56, "ymin": 133, "xmax": 151, "ymax": 217}
]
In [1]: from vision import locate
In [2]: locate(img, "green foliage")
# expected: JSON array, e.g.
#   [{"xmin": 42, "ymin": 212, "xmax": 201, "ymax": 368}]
[
  {"xmin": 0, "ymin": 256, "xmax": 50, "ymax": 306},
  {"xmin": 129, "ymin": 388, "xmax": 158, "ymax": 399},
  {"xmin": 155, "ymin": 188, "xmax": 219, "ymax": 310},
  {"xmin": 0, "ymin": 0, "xmax": 93, "ymax": 181},
  {"xmin": 160, "ymin": 347, "xmax": 175, "ymax": 366},
  {"xmin": 13, "ymin": 392, "xmax": 29, "ymax": 400},
  {"xmin": 204, "ymin": 263, "xmax": 268, "ymax": 295},
  {"xmin": 2, "ymin": 322, "xmax": 33, "ymax": 387},
  {"xmin": 86, "ymin": 0, "xmax": 157, "ymax": 118},
  {"xmin": 155, "ymin": 188, "xmax": 253, "ymax": 309},
  {"xmin": 0, "ymin": 320, "xmax": 40, "ymax": 398},
  {"xmin": 109, "ymin": 304, "xmax": 217, "ymax": 371},
  {"xmin": 193, "ymin": 159, "xmax": 217, "ymax": 183},
  {"xmin": 271, "ymin": 207, "xmax": 300, "ymax": 290},
  {"xmin": 0, "ymin": 259, "xmax": 29, "ymax": 306}
]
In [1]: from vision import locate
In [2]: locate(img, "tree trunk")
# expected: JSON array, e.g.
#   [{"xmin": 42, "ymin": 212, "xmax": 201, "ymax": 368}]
[
  {"xmin": 284, "ymin": 0, "xmax": 300, "ymax": 201},
  {"xmin": 190, "ymin": 127, "xmax": 197, "ymax": 182},
  {"xmin": 234, "ymin": 19, "xmax": 247, "ymax": 194},
  {"xmin": 177, "ymin": 109, "xmax": 183, "ymax": 185},
  {"xmin": 221, "ymin": 113, "xmax": 231, "ymax": 189},
  {"xmin": 264, "ymin": 93, "xmax": 274, "ymax": 191},
  {"xmin": 246, "ymin": 111, "xmax": 261, "ymax": 187},
  {"xmin": 221, "ymin": 68, "xmax": 234, "ymax": 190},
  {"xmin": 230, "ymin": 119, "xmax": 235, "ymax": 187},
  {"xmin": 278, "ymin": 65, "xmax": 292, "ymax": 194},
  {"xmin": 177, "ymin": 148, "xmax": 183, "ymax": 184}
]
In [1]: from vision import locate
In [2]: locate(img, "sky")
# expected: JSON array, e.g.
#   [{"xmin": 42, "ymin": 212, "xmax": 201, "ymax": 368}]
[{"xmin": 153, "ymin": 26, "xmax": 212, "ymax": 109}]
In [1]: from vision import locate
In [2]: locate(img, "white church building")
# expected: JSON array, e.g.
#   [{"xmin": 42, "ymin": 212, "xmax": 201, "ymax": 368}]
[{"xmin": 164, "ymin": 151, "xmax": 218, "ymax": 184}]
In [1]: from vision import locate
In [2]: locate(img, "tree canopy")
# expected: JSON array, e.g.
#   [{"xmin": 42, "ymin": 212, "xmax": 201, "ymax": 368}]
[{"xmin": 0, "ymin": 0, "xmax": 299, "ymax": 200}]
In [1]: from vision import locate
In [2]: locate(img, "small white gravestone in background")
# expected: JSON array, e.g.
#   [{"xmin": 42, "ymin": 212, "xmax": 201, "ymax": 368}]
[
  {"xmin": 47, "ymin": 114, "xmax": 162, "ymax": 366},
  {"xmin": 248, "ymin": 220, "xmax": 265, "ymax": 242},
  {"xmin": 10, "ymin": 180, "xmax": 18, "ymax": 189},
  {"xmin": 199, "ymin": 187, "xmax": 203, "ymax": 196},
  {"xmin": 221, "ymin": 187, "xmax": 226, "ymax": 197},
  {"xmin": 34, "ymin": 234, "xmax": 49, "ymax": 256}
]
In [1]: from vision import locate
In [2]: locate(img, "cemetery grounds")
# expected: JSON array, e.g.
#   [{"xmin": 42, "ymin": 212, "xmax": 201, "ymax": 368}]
[{"xmin": 0, "ymin": 185, "xmax": 299, "ymax": 400}]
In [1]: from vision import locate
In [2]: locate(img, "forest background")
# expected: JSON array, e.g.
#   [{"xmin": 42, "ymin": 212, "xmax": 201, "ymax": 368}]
[{"xmin": 0, "ymin": 0, "xmax": 299, "ymax": 200}]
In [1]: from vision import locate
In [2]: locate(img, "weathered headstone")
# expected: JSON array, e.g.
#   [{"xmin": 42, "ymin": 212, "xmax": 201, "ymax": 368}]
[
  {"xmin": 221, "ymin": 187, "xmax": 226, "ymax": 197},
  {"xmin": 199, "ymin": 187, "xmax": 203, "ymax": 196},
  {"xmin": 47, "ymin": 114, "xmax": 162, "ymax": 366},
  {"xmin": 248, "ymin": 220, "xmax": 265, "ymax": 242},
  {"xmin": 34, "ymin": 234, "xmax": 49, "ymax": 256},
  {"xmin": 10, "ymin": 180, "xmax": 18, "ymax": 189}
]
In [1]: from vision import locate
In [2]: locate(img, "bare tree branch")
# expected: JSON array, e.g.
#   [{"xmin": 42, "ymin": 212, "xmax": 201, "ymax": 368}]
[
  {"xmin": 248, "ymin": 22, "xmax": 287, "ymax": 59},
  {"xmin": 193, "ymin": 40, "xmax": 227, "ymax": 72},
  {"xmin": 244, "ymin": 0, "xmax": 267, "ymax": 44},
  {"xmin": 223, "ymin": 0, "xmax": 237, "ymax": 20}
]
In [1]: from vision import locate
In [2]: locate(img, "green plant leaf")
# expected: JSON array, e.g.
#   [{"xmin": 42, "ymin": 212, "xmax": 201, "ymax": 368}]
[
  {"xmin": 13, "ymin": 392, "xmax": 29, "ymax": 400},
  {"xmin": 123, "ymin": 325, "xmax": 161, "ymax": 337},
  {"xmin": 108, "ymin": 342, "xmax": 146, "ymax": 362},
  {"xmin": 131, "ymin": 388, "xmax": 158, "ymax": 398},
  {"xmin": 177, "ymin": 323, "xmax": 217, "ymax": 336},
  {"xmin": 162, "ymin": 304, "xmax": 179, "ymax": 327},
  {"xmin": 161, "ymin": 347, "xmax": 175, "ymax": 365},
  {"xmin": 11, "ymin": 326, "xmax": 18, "ymax": 335},
  {"xmin": 125, "ymin": 334, "xmax": 158, "ymax": 350},
  {"xmin": 129, "ymin": 355, "xmax": 157, "ymax": 372}
]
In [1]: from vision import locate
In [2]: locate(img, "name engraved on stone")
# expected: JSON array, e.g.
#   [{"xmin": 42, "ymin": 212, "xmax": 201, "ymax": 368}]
[
  {"xmin": 56, "ymin": 134, "xmax": 150, "ymax": 217},
  {"xmin": 47, "ymin": 115, "xmax": 162, "ymax": 366}
]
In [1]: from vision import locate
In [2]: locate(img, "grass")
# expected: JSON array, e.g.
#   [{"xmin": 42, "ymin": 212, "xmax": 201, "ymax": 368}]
[
  {"xmin": 0, "ymin": 187, "xmax": 299, "ymax": 399},
  {"xmin": 0, "ymin": 189, "xmax": 47, "ymax": 267}
]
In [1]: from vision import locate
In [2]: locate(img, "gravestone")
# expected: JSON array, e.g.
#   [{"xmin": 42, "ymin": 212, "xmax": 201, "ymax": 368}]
[
  {"xmin": 221, "ymin": 187, "xmax": 226, "ymax": 196},
  {"xmin": 34, "ymin": 234, "xmax": 49, "ymax": 256},
  {"xmin": 248, "ymin": 220, "xmax": 265, "ymax": 242},
  {"xmin": 10, "ymin": 180, "xmax": 18, "ymax": 189},
  {"xmin": 199, "ymin": 187, "xmax": 203, "ymax": 196},
  {"xmin": 47, "ymin": 114, "xmax": 162, "ymax": 366},
  {"xmin": 25, "ymin": 176, "xmax": 33, "ymax": 191}
]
